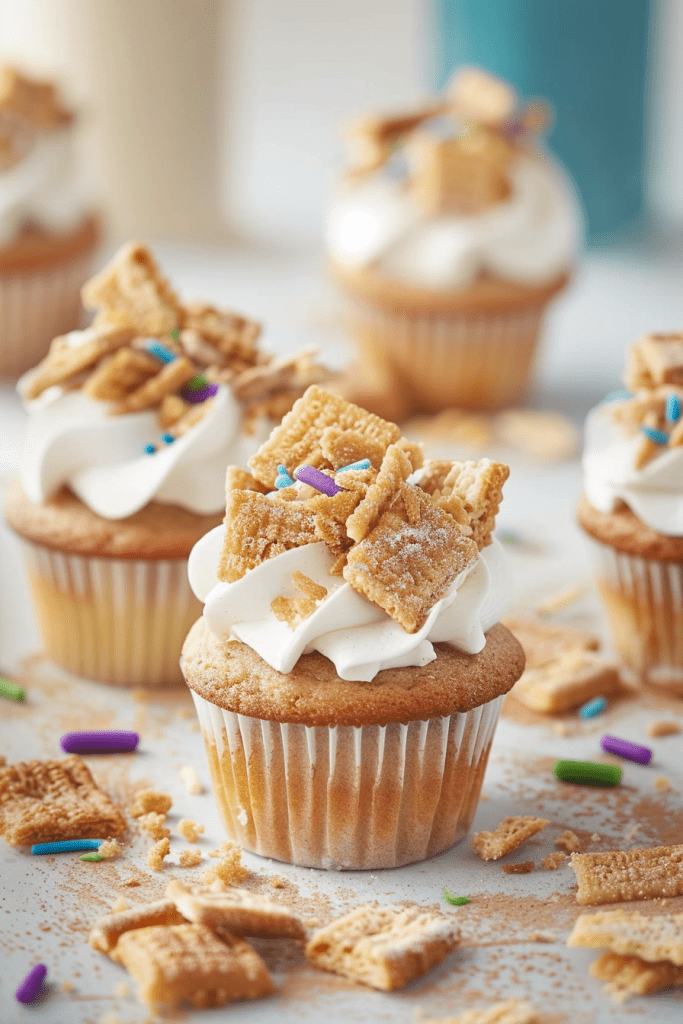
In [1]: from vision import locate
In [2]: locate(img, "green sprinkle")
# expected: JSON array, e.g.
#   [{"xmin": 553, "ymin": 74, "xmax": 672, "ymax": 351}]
[
  {"xmin": 443, "ymin": 888, "xmax": 470, "ymax": 906},
  {"xmin": 0, "ymin": 676, "xmax": 25, "ymax": 701},
  {"xmin": 170, "ymin": 328, "xmax": 180, "ymax": 341},
  {"xmin": 553, "ymin": 759, "xmax": 622, "ymax": 787},
  {"xmin": 79, "ymin": 852, "xmax": 103, "ymax": 862}
]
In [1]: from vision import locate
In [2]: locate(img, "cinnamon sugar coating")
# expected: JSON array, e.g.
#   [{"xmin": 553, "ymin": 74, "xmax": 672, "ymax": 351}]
[{"xmin": 182, "ymin": 618, "xmax": 524, "ymax": 727}]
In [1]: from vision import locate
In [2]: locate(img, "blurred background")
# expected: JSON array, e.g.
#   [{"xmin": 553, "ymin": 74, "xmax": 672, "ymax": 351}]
[{"xmin": 1, "ymin": 0, "xmax": 681, "ymax": 246}]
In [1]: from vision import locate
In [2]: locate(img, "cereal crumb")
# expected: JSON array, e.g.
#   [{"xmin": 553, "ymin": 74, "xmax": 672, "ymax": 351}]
[
  {"xmin": 146, "ymin": 837, "xmax": 170, "ymax": 872},
  {"xmin": 179, "ymin": 765, "xmax": 202, "ymax": 794},
  {"xmin": 60, "ymin": 980, "xmax": 75, "ymax": 992},
  {"xmin": 541, "ymin": 852, "xmax": 566, "ymax": 870},
  {"xmin": 647, "ymin": 720, "xmax": 681, "ymax": 738},
  {"xmin": 110, "ymin": 897, "xmax": 128, "ymax": 913},
  {"xmin": 655, "ymin": 776, "xmax": 671, "ymax": 791},
  {"xmin": 556, "ymin": 830, "xmax": 581, "ymax": 853},
  {"xmin": 99, "ymin": 839, "xmax": 123, "ymax": 859},
  {"xmin": 502, "ymin": 860, "xmax": 535, "ymax": 874},
  {"xmin": 129, "ymin": 789, "xmax": 172, "ymax": 817},
  {"xmin": 472, "ymin": 816, "xmax": 548, "ymax": 861},
  {"xmin": 177, "ymin": 819, "xmax": 205, "ymax": 844},
  {"xmin": 179, "ymin": 848, "xmax": 204, "ymax": 868},
  {"xmin": 202, "ymin": 842, "xmax": 247, "ymax": 885},
  {"xmin": 139, "ymin": 812, "xmax": 170, "ymax": 841}
]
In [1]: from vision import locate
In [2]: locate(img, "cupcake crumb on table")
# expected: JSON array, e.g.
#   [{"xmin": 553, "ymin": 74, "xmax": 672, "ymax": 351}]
[
  {"xmin": 146, "ymin": 838, "xmax": 170, "ymax": 873},
  {"xmin": 177, "ymin": 819, "xmax": 204, "ymax": 844},
  {"xmin": 129, "ymin": 789, "xmax": 172, "ymax": 817},
  {"xmin": 178, "ymin": 849, "xmax": 203, "ymax": 868},
  {"xmin": 138, "ymin": 813, "xmax": 170, "ymax": 842}
]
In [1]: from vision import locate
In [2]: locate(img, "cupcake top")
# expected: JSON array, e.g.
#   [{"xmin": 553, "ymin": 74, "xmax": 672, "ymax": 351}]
[
  {"xmin": 583, "ymin": 332, "xmax": 683, "ymax": 536},
  {"xmin": 0, "ymin": 66, "xmax": 92, "ymax": 247},
  {"xmin": 189, "ymin": 385, "xmax": 512, "ymax": 682},
  {"xmin": 17, "ymin": 243, "xmax": 326, "ymax": 520},
  {"xmin": 327, "ymin": 66, "xmax": 581, "ymax": 291}
]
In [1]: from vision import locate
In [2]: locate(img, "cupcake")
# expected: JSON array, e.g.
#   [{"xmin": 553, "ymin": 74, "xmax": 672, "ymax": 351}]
[
  {"xmin": 579, "ymin": 332, "xmax": 683, "ymax": 694},
  {"xmin": 0, "ymin": 67, "xmax": 101, "ymax": 378},
  {"xmin": 4, "ymin": 243, "xmax": 327, "ymax": 687},
  {"xmin": 327, "ymin": 66, "xmax": 581, "ymax": 415},
  {"xmin": 182, "ymin": 385, "xmax": 524, "ymax": 869}
]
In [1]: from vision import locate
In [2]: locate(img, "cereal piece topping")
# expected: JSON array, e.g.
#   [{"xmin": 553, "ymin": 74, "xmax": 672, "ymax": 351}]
[
  {"xmin": 21, "ymin": 325, "xmax": 135, "ymax": 400},
  {"xmin": 89, "ymin": 899, "xmax": 186, "ymax": 954},
  {"xmin": 110, "ymin": 923, "xmax": 273, "ymax": 1009},
  {"xmin": 502, "ymin": 861, "xmax": 535, "ymax": 874},
  {"xmin": 305, "ymin": 904, "xmax": 459, "ymax": 990},
  {"xmin": 177, "ymin": 819, "xmax": 204, "ymax": 844},
  {"xmin": 570, "ymin": 844, "xmax": 683, "ymax": 905},
  {"xmin": 513, "ymin": 650, "xmax": 621, "ymax": 714},
  {"xmin": 180, "ymin": 301, "xmax": 261, "ymax": 364},
  {"xmin": 447, "ymin": 66, "xmax": 517, "ymax": 126},
  {"xmin": 158, "ymin": 393, "xmax": 190, "ymax": 429},
  {"xmin": 166, "ymin": 879, "xmax": 305, "ymax": 939},
  {"xmin": 590, "ymin": 951, "xmax": 683, "ymax": 998},
  {"xmin": 0, "ymin": 66, "xmax": 73, "ymax": 129},
  {"xmin": 129, "ymin": 789, "xmax": 172, "ymax": 817},
  {"xmin": 179, "ymin": 766, "xmax": 203, "ymax": 795},
  {"xmin": 320, "ymin": 426, "xmax": 387, "ymax": 470},
  {"xmin": 568, "ymin": 909, "xmax": 683, "ymax": 965},
  {"xmin": 225, "ymin": 465, "xmax": 269, "ymax": 497},
  {"xmin": 0, "ymin": 755, "xmax": 125, "ymax": 847},
  {"xmin": 179, "ymin": 849, "xmax": 204, "ymax": 868},
  {"xmin": 112, "ymin": 356, "xmax": 195, "ymax": 414},
  {"xmin": 471, "ymin": 816, "xmax": 549, "ymax": 861},
  {"xmin": 272, "ymin": 572, "xmax": 328, "ymax": 630},
  {"xmin": 346, "ymin": 442, "xmax": 416, "ymax": 543},
  {"xmin": 147, "ymin": 837, "xmax": 170, "ymax": 872},
  {"xmin": 82, "ymin": 243, "xmax": 181, "ymax": 335},
  {"xmin": 418, "ymin": 458, "xmax": 509, "ymax": 550},
  {"xmin": 422, "ymin": 999, "xmax": 538, "ymax": 1024},
  {"xmin": 624, "ymin": 333, "xmax": 683, "ymax": 391},
  {"xmin": 647, "ymin": 720, "xmax": 681, "ymax": 738},
  {"xmin": 247, "ymin": 385, "xmax": 401, "ymax": 488},
  {"xmin": 83, "ymin": 348, "xmax": 160, "ymax": 401},
  {"xmin": 343, "ymin": 103, "xmax": 447, "ymax": 174},
  {"xmin": 344, "ymin": 486, "xmax": 479, "ymax": 633}
]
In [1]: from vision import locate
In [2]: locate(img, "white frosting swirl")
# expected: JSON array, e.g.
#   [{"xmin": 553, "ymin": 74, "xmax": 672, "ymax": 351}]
[
  {"xmin": 583, "ymin": 404, "xmax": 683, "ymax": 536},
  {"xmin": 327, "ymin": 149, "xmax": 581, "ymax": 290},
  {"xmin": 18, "ymin": 336, "xmax": 264, "ymax": 519},
  {"xmin": 189, "ymin": 528, "xmax": 511, "ymax": 682},
  {"xmin": 0, "ymin": 126, "xmax": 91, "ymax": 246}
]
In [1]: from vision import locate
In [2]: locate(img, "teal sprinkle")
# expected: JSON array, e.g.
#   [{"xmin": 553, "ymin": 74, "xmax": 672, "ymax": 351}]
[
  {"xmin": 337, "ymin": 459, "xmax": 371, "ymax": 473},
  {"xmin": 144, "ymin": 444, "xmax": 156, "ymax": 455},
  {"xmin": 602, "ymin": 389, "xmax": 632, "ymax": 403},
  {"xmin": 161, "ymin": 434, "xmax": 174, "ymax": 444},
  {"xmin": 275, "ymin": 464, "xmax": 295, "ymax": 489},
  {"xmin": 667, "ymin": 394, "xmax": 681, "ymax": 424},
  {"xmin": 579, "ymin": 696, "xmax": 607, "ymax": 719},
  {"xmin": 641, "ymin": 425, "xmax": 669, "ymax": 445}
]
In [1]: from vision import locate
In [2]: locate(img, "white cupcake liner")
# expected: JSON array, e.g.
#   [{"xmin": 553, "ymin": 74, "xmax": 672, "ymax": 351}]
[
  {"xmin": 189, "ymin": 689, "xmax": 504, "ymax": 870},
  {"xmin": 0, "ymin": 246, "xmax": 97, "ymax": 379},
  {"xmin": 18, "ymin": 539, "xmax": 201, "ymax": 686},
  {"xmin": 589, "ymin": 537, "xmax": 683, "ymax": 694},
  {"xmin": 347, "ymin": 300, "xmax": 549, "ymax": 411}
]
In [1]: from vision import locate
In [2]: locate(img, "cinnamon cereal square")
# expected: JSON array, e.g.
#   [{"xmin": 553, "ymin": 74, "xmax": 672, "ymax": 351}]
[
  {"xmin": 568, "ymin": 909, "xmax": 683, "ymax": 964},
  {"xmin": 166, "ymin": 880, "xmax": 305, "ymax": 940},
  {"xmin": 83, "ymin": 347, "xmax": 160, "ymax": 401},
  {"xmin": 82, "ymin": 242, "xmax": 181, "ymax": 335},
  {"xmin": 22, "ymin": 325, "xmax": 135, "ymax": 399},
  {"xmin": 512, "ymin": 650, "xmax": 621, "ymax": 713},
  {"xmin": 89, "ymin": 900, "xmax": 186, "ymax": 954},
  {"xmin": 570, "ymin": 844, "xmax": 683, "ymax": 905},
  {"xmin": 111, "ymin": 923, "xmax": 273, "ymax": 1009},
  {"xmin": 501, "ymin": 618, "xmax": 600, "ymax": 670},
  {"xmin": 305, "ymin": 904, "xmax": 459, "ymax": 990},
  {"xmin": 471, "ymin": 816, "xmax": 549, "ymax": 861},
  {"xmin": 625, "ymin": 333, "xmax": 683, "ymax": 391},
  {"xmin": 346, "ymin": 442, "xmax": 419, "ymax": 543},
  {"xmin": 343, "ymin": 486, "xmax": 478, "ymax": 633},
  {"xmin": 180, "ymin": 302, "xmax": 261, "ymax": 363},
  {"xmin": 247, "ymin": 385, "xmax": 401, "ymax": 488},
  {"xmin": 112, "ymin": 356, "xmax": 195, "ymax": 414},
  {"xmin": 0, "ymin": 756, "xmax": 125, "ymax": 846}
]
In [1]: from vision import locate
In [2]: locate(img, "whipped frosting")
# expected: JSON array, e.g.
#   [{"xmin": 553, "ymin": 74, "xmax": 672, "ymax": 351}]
[
  {"xmin": 189, "ymin": 528, "xmax": 511, "ymax": 682},
  {"xmin": 327, "ymin": 147, "xmax": 581, "ymax": 290},
  {"xmin": 18, "ymin": 332, "xmax": 265, "ymax": 519},
  {"xmin": 583, "ymin": 403, "xmax": 683, "ymax": 536},
  {"xmin": 0, "ymin": 126, "xmax": 91, "ymax": 246}
]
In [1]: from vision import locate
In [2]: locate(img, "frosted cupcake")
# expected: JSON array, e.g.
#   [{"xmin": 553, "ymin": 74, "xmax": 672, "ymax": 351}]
[
  {"xmin": 0, "ymin": 67, "xmax": 101, "ymax": 378},
  {"xmin": 4, "ymin": 243, "xmax": 326, "ymax": 686},
  {"xmin": 182, "ymin": 385, "xmax": 524, "ymax": 869},
  {"xmin": 579, "ymin": 332, "xmax": 683, "ymax": 694},
  {"xmin": 328, "ymin": 66, "xmax": 581, "ymax": 415}
]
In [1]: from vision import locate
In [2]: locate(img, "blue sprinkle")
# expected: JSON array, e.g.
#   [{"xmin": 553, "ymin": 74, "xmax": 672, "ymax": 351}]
[
  {"xmin": 641, "ymin": 425, "xmax": 669, "ymax": 445},
  {"xmin": 145, "ymin": 341, "xmax": 176, "ymax": 364},
  {"xmin": 275, "ymin": 464, "xmax": 295, "ymax": 489},
  {"xmin": 161, "ymin": 434, "xmax": 175, "ymax": 444},
  {"xmin": 667, "ymin": 394, "xmax": 681, "ymax": 424},
  {"xmin": 579, "ymin": 696, "xmax": 607, "ymax": 719},
  {"xmin": 602, "ymin": 389, "xmax": 632, "ymax": 403},
  {"xmin": 32, "ymin": 839, "xmax": 103, "ymax": 855},
  {"xmin": 144, "ymin": 444, "xmax": 156, "ymax": 455},
  {"xmin": 337, "ymin": 458, "xmax": 371, "ymax": 473}
]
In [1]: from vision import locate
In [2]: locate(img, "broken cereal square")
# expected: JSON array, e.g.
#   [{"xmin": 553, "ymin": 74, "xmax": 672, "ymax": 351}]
[
  {"xmin": 570, "ymin": 844, "xmax": 683, "ymax": 905},
  {"xmin": 567, "ymin": 908, "xmax": 683, "ymax": 964},
  {"xmin": 471, "ymin": 816, "xmax": 549, "ymax": 861},
  {"xmin": 82, "ymin": 242, "xmax": 181, "ymax": 336},
  {"xmin": 590, "ymin": 951, "xmax": 683, "ymax": 997},
  {"xmin": 89, "ymin": 899, "xmax": 186, "ymax": 954},
  {"xmin": 166, "ymin": 879, "xmax": 305, "ymax": 939}
]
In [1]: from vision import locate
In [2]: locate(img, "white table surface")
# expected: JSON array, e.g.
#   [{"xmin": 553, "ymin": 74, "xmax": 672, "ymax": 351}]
[{"xmin": 1, "ymin": 240, "xmax": 682, "ymax": 1024}]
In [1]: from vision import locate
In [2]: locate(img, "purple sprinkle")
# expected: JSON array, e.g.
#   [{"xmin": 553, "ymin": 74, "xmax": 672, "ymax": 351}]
[
  {"xmin": 60, "ymin": 731, "xmax": 139, "ymax": 755},
  {"xmin": 600, "ymin": 734, "xmax": 652, "ymax": 765},
  {"xmin": 294, "ymin": 465, "xmax": 341, "ymax": 497},
  {"xmin": 184, "ymin": 383, "xmax": 219, "ymax": 404},
  {"xmin": 15, "ymin": 964, "xmax": 47, "ymax": 1004}
]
